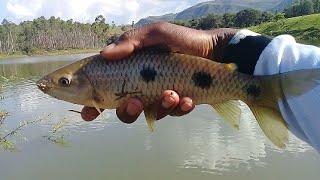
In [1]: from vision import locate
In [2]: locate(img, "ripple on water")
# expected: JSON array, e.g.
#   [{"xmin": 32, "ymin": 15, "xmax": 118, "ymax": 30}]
[{"xmin": 176, "ymin": 104, "xmax": 314, "ymax": 174}]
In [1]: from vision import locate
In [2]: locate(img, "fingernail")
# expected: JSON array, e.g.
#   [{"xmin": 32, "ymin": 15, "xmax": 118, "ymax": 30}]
[
  {"xmin": 103, "ymin": 43, "xmax": 116, "ymax": 52},
  {"xmin": 181, "ymin": 99, "xmax": 193, "ymax": 112},
  {"xmin": 162, "ymin": 95, "xmax": 175, "ymax": 109},
  {"xmin": 126, "ymin": 101, "xmax": 141, "ymax": 116}
]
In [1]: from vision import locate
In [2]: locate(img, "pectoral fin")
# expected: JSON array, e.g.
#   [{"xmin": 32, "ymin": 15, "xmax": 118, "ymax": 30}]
[
  {"xmin": 211, "ymin": 100, "xmax": 241, "ymax": 130},
  {"xmin": 92, "ymin": 100, "xmax": 102, "ymax": 114},
  {"xmin": 92, "ymin": 100, "xmax": 107, "ymax": 119},
  {"xmin": 144, "ymin": 106, "xmax": 157, "ymax": 132}
]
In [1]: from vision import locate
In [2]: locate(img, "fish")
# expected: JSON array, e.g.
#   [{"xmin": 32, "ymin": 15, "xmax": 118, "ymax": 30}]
[{"xmin": 37, "ymin": 49, "xmax": 320, "ymax": 148}]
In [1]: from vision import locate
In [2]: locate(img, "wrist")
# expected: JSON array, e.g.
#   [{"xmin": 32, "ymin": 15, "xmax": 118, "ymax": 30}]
[
  {"xmin": 205, "ymin": 28, "xmax": 239, "ymax": 61},
  {"xmin": 221, "ymin": 29, "xmax": 272, "ymax": 74}
]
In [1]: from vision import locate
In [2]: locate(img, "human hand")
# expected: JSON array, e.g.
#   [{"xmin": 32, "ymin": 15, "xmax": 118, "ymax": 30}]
[{"xmin": 81, "ymin": 22, "xmax": 238, "ymax": 123}]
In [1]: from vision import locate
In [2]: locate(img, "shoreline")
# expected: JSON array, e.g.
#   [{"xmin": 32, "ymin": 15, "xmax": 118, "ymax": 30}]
[{"xmin": 0, "ymin": 48, "xmax": 101, "ymax": 60}]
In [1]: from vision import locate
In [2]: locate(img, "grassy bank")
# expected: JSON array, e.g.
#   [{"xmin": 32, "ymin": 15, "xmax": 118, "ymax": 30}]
[
  {"xmin": 0, "ymin": 48, "xmax": 100, "ymax": 59},
  {"xmin": 250, "ymin": 14, "xmax": 320, "ymax": 46}
]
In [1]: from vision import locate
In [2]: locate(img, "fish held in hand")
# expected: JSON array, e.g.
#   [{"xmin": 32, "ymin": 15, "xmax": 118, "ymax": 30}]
[{"xmin": 37, "ymin": 49, "xmax": 320, "ymax": 148}]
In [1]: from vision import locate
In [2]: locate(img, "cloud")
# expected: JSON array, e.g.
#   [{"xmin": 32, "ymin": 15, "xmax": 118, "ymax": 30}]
[{"xmin": 2, "ymin": 0, "xmax": 207, "ymax": 24}]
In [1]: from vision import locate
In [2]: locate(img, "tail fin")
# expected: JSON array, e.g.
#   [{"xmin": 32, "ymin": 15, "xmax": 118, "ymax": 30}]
[{"xmin": 248, "ymin": 68, "xmax": 320, "ymax": 148}]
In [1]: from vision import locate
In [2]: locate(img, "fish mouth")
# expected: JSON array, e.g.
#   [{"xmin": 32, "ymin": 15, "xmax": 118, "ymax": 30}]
[{"xmin": 37, "ymin": 76, "xmax": 53, "ymax": 93}]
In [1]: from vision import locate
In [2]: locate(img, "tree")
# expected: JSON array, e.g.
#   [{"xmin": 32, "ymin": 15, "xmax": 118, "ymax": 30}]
[
  {"xmin": 1, "ymin": 19, "xmax": 10, "ymax": 26},
  {"xmin": 198, "ymin": 14, "xmax": 222, "ymax": 30},
  {"xmin": 260, "ymin": 11, "xmax": 274, "ymax": 23},
  {"xmin": 300, "ymin": 0, "xmax": 314, "ymax": 15},
  {"xmin": 284, "ymin": 0, "xmax": 315, "ymax": 17},
  {"xmin": 94, "ymin": 15, "xmax": 105, "ymax": 24},
  {"xmin": 312, "ymin": 0, "xmax": 320, "ymax": 13},
  {"xmin": 188, "ymin": 19, "xmax": 199, "ymax": 29},
  {"xmin": 222, "ymin": 13, "xmax": 235, "ymax": 27},
  {"xmin": 92, "ymin": 15, "xmax": 110, "ymax": 40},
  {"xmin": 274, "ymin": 13, "xmax": 285, "ymax": 21},
  {"xmin": 234, "ymin": 9, "xmax": 262, "ymax": 28},
  {"xmin": 111, "ymin": 21, "xmax": 115, "ymax": 28}
]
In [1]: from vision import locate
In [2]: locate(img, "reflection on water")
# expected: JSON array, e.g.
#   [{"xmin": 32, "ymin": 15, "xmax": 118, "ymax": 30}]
[{"xmin": 0, "ymin": 54, "xmax": 320, "ymax": 180}]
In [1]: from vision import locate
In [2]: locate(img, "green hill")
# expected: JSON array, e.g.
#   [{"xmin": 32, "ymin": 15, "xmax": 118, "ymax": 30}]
[
  {"xmin": 136, "ymin": 0, "xmax": 294, "ymax": 26},
  {"xmin": 250, "ymin": 14, "xmax": 320, "ymax": 46}
]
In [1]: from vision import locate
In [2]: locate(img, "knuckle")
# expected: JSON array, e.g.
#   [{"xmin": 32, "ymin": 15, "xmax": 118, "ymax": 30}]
[
  {"xmin": 153, "ymin": 21, "xmax": 170, "ymax": 29},
  {"xmin": 146, "ymin": 21, "xmax": 170, "ymax": 36},
  {"xmin": 118, "ymin": 31, "xmax": 133, "ymax": 41},
  {"xmin": 150, "ymin": 22, "xmax": 170, "ymax": 34}
]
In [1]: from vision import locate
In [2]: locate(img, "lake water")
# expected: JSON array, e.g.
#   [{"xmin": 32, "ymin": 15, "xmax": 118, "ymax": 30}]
[{"xmin": 0, "ymin": 54, "xmax": 319, "ymax": 180}]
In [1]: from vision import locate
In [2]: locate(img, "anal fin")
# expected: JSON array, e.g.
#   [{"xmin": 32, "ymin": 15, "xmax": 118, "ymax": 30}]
[
  {"xmin": 211, "ymin": 100, "xmax": 241, "ymax": 130},
  {"xmin": 144, "ymin": 106, "xmax": 157, "ymax": 132}
]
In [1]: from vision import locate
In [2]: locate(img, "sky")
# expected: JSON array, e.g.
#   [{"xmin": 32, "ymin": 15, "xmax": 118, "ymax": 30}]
[{"xmin": 0, "ymin": 0, "xmax": 209, "ymax": 24}]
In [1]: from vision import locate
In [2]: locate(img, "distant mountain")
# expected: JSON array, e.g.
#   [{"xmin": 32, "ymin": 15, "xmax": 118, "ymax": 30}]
[
  {"xmin": 136, "ymin": 13, "xmax": 176, "ymax": 26},
  {"xmin": 174, "ymin": 1, "xmax": 250, "ymax": 20},
  {"xmin": 136, "ymin": 0, "xmax": 295, "ymax": 26},
  {"xmin": 270, "ymin": 0, "xmax": 295, "ymax": 12}
]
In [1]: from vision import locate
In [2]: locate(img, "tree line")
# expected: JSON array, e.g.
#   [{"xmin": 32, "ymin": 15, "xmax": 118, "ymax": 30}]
[
  {"xmin": 284, "ymin": 0, "xmax": 320, "ymax": 17},
  {"xmin": 173, "ymin": 9, "xmax": 279, "ymax": 30},
  {"xmin": 0, "ymin": 15, "xmax": 128, "ymax": 55}
]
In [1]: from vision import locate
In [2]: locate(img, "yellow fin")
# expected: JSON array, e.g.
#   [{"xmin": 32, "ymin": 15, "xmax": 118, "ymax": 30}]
[
  {"xmin": 92, "ymin": 100, "xmax": 102, "ymax": 114},
  {"xmin": 92, "ymin": 100, "xmax": 108, "ymax": 120},
  {"xmin": 225, "ymin": 63, "xmax": 237, "ymax": 71},
  {"xmin": 144, "ymin": 106, "xmax": 156, "ymax": 132},
  {"xmin": 249, "ymin": 106, "xmax": 288, "ymax": 149},
  {"xmin": 211, "ymin": 100, "xmax": 241, "ymax": 130}
]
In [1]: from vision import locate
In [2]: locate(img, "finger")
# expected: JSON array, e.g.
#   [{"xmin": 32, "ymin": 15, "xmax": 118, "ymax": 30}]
[
  {"xmin": 81, "ymin": 106, "xmax": 105, "ymax": 122},
  {"xmin": 116, "ymin": 98, "xmax": 143, "ymax": 124},
  {"xmin": 100, "ymin": 22, "xmax": 179, "ymax": 61},
  {"xmin": 156, "ymin": 90, "xmax": 180, "ymax": 120},
  {"xmin": 169, "ymin": 97, "xmax": 195, "ymax": 117},
  {"xmin": 100, "ymin": 40, "xmax": 135, "ymax": 60}
]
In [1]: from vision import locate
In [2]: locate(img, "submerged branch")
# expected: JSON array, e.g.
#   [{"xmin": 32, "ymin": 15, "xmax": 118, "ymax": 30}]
[
  {"xmin": 0, "ymin": 113, "xmax": 51, "ymax": 151},
  {"xmin": 44, "ymin": 117, "xmax": 70, "ymax": 146},
  {"xmin": 0, "ymin": 110, "xmax": 8, "ymax": 125}
]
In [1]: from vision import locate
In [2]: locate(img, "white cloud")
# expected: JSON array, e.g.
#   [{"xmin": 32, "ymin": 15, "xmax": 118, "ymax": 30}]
[
  {"xmin": 7, "ymin": 0, "xmax": 43, "ymax": 18},
  {"xmin": 3, "ymin": 0, "xmax": 207, "ymax": 24}
]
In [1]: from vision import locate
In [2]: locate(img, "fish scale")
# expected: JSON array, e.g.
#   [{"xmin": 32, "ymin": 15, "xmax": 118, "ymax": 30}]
[{"xmin": 38, "ymin": 49, "xmax": 320, "ymax": 149}]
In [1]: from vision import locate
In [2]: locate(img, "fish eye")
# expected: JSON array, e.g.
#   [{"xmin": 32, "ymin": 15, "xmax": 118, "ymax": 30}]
[{"xmin": 59, "ymin": 77, "xmax": 71, "ymax": 87}]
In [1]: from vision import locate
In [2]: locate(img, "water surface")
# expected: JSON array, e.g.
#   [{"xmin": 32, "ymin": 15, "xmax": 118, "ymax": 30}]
[{"xmin": 0, "ymin": 54, "xmax": 319, "ymax": 180}]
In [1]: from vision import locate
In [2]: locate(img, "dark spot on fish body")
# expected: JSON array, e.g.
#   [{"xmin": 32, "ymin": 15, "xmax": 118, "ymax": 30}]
[
  {"xmin": 140, "ymin": 66, "xmax": 157, "ymax": 83},
  {"xmin": 192, "ymin": 71, "xmax": 213, "ymax": 89},
  {"xmin": 246, "ymin": 84, "xmax": 261, "ymax": 98}
]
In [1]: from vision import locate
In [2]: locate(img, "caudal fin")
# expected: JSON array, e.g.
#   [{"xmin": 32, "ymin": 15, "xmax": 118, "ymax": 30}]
[{"xmin": 248, "ymin": 68, "xmax": 320, "ymax": 148}]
